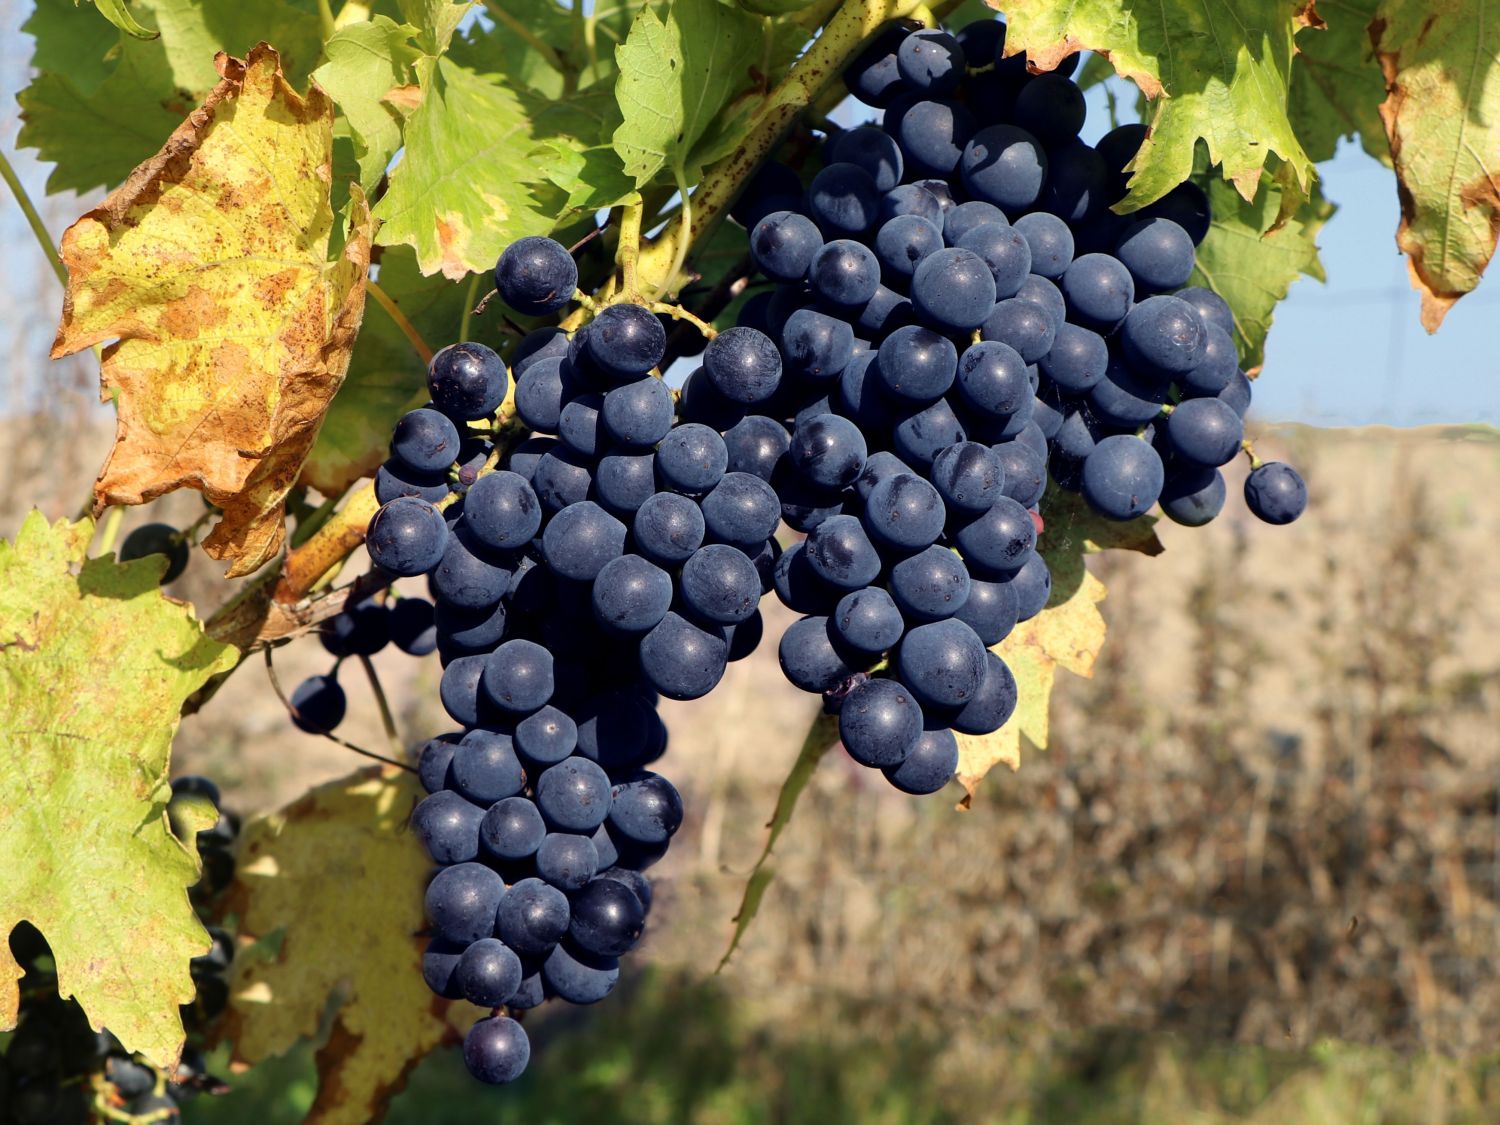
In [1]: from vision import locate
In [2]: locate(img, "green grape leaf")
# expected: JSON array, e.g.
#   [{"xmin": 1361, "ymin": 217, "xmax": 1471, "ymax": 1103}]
[
  {"xmin": 954, "ymin": 492, "xmax": 1162, "ymax": 802},
  {"xmin": 301, "ymin": 246, "xmax": 510, "ymax": 495},
  {"xmin": 1370, "ymin": 0, "xmax": 1500, "ymax": 331},
  {"xmin": 0, "ymin": 514, "xmax": 237, "ymax": 1069},
  {"xmin": 1287, "ymin": 0, "xmax": 1387, "ymax": 164},
  {"xmin": 397, "ymin": 0, "xmax": 470, "ymax": 54},
  {"xmin": 1189, "ymin": 174, "xmax": 1333, "ymax": 372},
  {"xmin": 717, "ymin": 712, "xmax": 836, "ymax": 971},
  {"xmin": 222, "ymin": 767, "xmax": 486, "ymax": 1125},
  {"xmin": 313, "ymin": 16, "xmax": 422, "ymax": 192},
  {"xmin": 997, "ymin": 0, "xmax": 1320, "ymax": 212},
  {"xmin": 26, "ymin": 0, "xmax": 119, "ymax": 96},
  {"xmin": 372, "ymin": 56, "xmax": 571, "ymax": 278},
  {"xmin": 612, "ymin": 0, "xmax": 763, "ymax": 188},
  {"xmin": 543, "ymin": 143, "xmax": 642, "ymax": 216},
  {"xmin": 18, "ymin": 0, "xmax": 323, "ymax": 194},
  {"xmin": 88, "ymin": 0, "xmax": 160, "ymax": 39}
]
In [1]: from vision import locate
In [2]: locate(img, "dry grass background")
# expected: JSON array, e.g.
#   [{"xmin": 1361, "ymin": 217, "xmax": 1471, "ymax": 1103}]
[{"xmin": 5, "ymin": 411, "xmax": 1500, "ymax": 1119}]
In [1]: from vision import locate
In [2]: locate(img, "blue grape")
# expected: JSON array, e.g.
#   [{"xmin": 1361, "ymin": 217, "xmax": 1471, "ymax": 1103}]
[
  {"xmin": 1006, "ymin": 551, "xmax": 1052, "ymax": 622},
  {"xmin": 438, "ymin": 655, "xmax": 487, "ymax": 726},
  {"xmin": 876, "ymin": 325, "xmax": 958, "ymax": 403},
  {"xmin": 992, "ymin": 438, "xmax": 1047, "ymax": 507},
  {"xmin": 320, "ymin": 596, "xmax": 390, "ymax": 658},
  {"xmin": 532, "ymin": 446, "xmax": 594, "ymax": 512},
  {"xmin": 943, "ymin": 200, "xmax": 1006, "ymax": 245},
  {"xmin": 1115, "ymin": 217, "xmax": 1195, "ymax": 292},
  {"xmin": 1012, "ymin": 73, "xmax": 1085, "ymax": 147},
  {"xmin": 956, "ymin": 223, "xmax": 1032, "ymax": 298},
  {"xmin": 1039, "ymin": 322, "xmax": 1108, "ymax": 393},
  {"xmin": 807, "ymin": 162, "xmax": 881, "ymax": 236},
  {"xmin": 452, "ymin": 728, "xmax": 527, "ymax": 803},
  {"xmin": 728, "ymin": 609, "xmax": 765, "ymax": 661},
  {"xmin": 514, "ymin": 356, "xmax": 568, "ymax": 433},
  {"xmin": 954, "ymin": 576, "xmax": 1019, "ymax": 646},
  {"xmin": 1174, "ymin": 285, "xmax": 1234, "ymax": 337},
  {"xmin": 781, "ymin": 308, "xmax": 854, "ymax": 382},
  {"xmin": 542, "ymin": 942, "xmax": 619, "ymax": 1004},
  {"xmin": 839, "ymin": 677, "xmax": 922, "ymax": 767},
  {"xmin": 436, "ymin": 598, "xmax": 508, "ymax": 654},
  {"xmin": 981, "ymin": 298, "xmax": 1056, "ymax": 364},
  {"xmin": 558, "ymin": 391, "xmax": 603, "ymax": 457},
  {"xmin": 960, "ymin": 125, "xmax": 1047, "ymax": 212},
  {"xmin": 890, "ymin": 545, "xmax": 971, "ymax": 622},
  {"xmin": 541, "ymin": 500, "xmax": 626, "ymax": 581},
  {"xmin": 462, "ymin": 470, "xmax": 541, "ymax": 552},
  {"xmin": 515, "ymin": 706, "xmax": 578, "ymax": 767},
  {"xmin": 1095, "ymin": 122, "xmax": 1148, "ymax": 184},
  {"xmin": 828, "ymin": 125, "xmax": 904, "ymax": 191},
  {"xmin": 639, "ymin": 612, "xmax": 728, "ymax": 700},
  {"xmin": 1244, "ymin": 462, "xmax": 1307, "ymax": 524},
  {"xmin": 376, "ymin": 459, "xmax": 450, "ymax": 506},
  {"xmin": 952, "ymin": 495, "xmax": 1036, "ymax": 576},
  {"xmin": 896, "ymin": 618, "xmax": 988, "ymax": 709},
  {"xmin": 391, "ymin": 597, "xmax": 438, "ymax": 655},
  {"xmin": 723, "ymin": 415, "xmax": 789, "ymax": 481},
  {"xmin": 1089, "ymin": 354, "xmax": 1170, "ymax": 427},
  {"xmin": 951, "ymin": 651, "xmax": 1018, "ymax": 735},
  {"xmin": 931, "ymin": 441, "xmax": 1004, "ymax": 514},
  {"xmin": 809, "ymin": 239, "xmax": 881, "ymax": 307},
  {"xmin": 1060, "ymin": 253, "xmax": 1134, "ymax": 332},
  {"xmin": 412, "ymin": 790, "xmax": 484, "ymax": 865},
  {"xmin": 1043, "ymin": 140, "xmax": 1110, "ymax": 224},
  {"xmin": 608, "ymin": 772, "xmax": 683, "ymax": 846},
  {"xmin": 1159, "ymin": 464, "xmax": 1226, "ymax": 526},
  {"xmin": 463, "ymin": 1016, "xmax": 530, "ymax": 1085},
  {"xmin": 290, "ymin": 673, "xmax": 346, "ymax": 734},
  {"xmin": 422, "ymin": 938, "xmax": 465, "ymax": 999},
  {"xmin": 587, "ymin": 303, "xmax": 666, "ymax": 379},
  {"xmin": 789, "ymin": 413, "xmax": 867, "ymax": 489},
  {"xmin": 594, "ymin": 450, "xmax": 658, "ymax": 516},
  {"xmin": 591, "ymin": 554, "xmax": 673, "ymax": 634},
  {"xmin": 1220, "ymin": 369, "xmax": 1253, "ymax": 417},
  {"xmin": 911, "ymin": 247, "xmax": 996, "ymax": 333},
  {"xmin": 778, "ymin": 615, "xmax": 855, "ymax": 693},
  {"xmin": 424, "ymin": 862, "xmax": 505, "ymax": 945},
  {"xmin": 569, "ymin": 878, "xmax": 646, "ymax": 958},
  {"xmin": 1142, "ymin": 181, "xmax": 1211, "ymax": 244},
  {"xmin": 863, "ymin": 472, "xmax": 945, "ymax": 552},
  {"xmin": 367, "ymin": 496, "xmax": 448, "ymax": 577},
  {"xmin": 880, "ymin": 183, "xmax": 945, "ymax": 227},
  {"xmin": 391, "ymin": 408, "xmax": 461, "ymax": 474},
  {"xmin": 633, "ymin": 492, "xmax": 705, "ymax": 566},
  {"xmin": 1167, "ymin": 396, "xmax": 1244, "ymax": 466},
  {"xmin": 703, "ymin": 327, "xmax": 782, "ymax": 405},
  {"xmin": 496, "ymin": 876, "xmax": 570, "ymax": 955},
  {"xmin": 732, "ymin": 161, "xmax": 803, "ymax": 229},
  {"xmin": 430, "ymin": 525, "xmax": 509, "ymax": 610},
  {"xmin": 512, "ymin": 326, "xmax": 569, "ymax": 377},
  {"xmin": 874, "ymin": 214, "xmax": 943, "ymax": 284},
  {"xmin": 750, "ymin": 211, "xmax": 824, "ymax": 283},
  {"xmin": 481, "ymin": 639, "xmax": 554, "ymax": 715},
  {"xmin": 1178, "ymin": 323, "xmax": 1237, "ymax": 397},
  {"xmin": 479, "ymin": 797, "xmax": 546, "ymax": 863},
  {"xmin": 803, "ymin": 514, "xmax": 882, "ymax": 590},
  {"xmin": 772, "ymin": 540, "xmax": 841, "ymax": 615},
  {"xmin": 1120, "ymin": 295, "xmax": 1206, "ymax": 380},
  {"xmin": 832, "ymin": 586, "xmax": 906, "ymax": 653},
  {"xmin": 536, "ymin": 757, "xmax": 612, "ymax": 834},
  {"xmin": 956, "ymin": 340, "xmax": 1031, "ymax": 419},
  {"xmin": 891, "ymin": 397, "xmax": 966, "ymax": 470},
  {"xmin": 701, "ymin": 472, "xmax": 780, "ymax": 549},
  {"xmin": 890, "ymin": 100, "xmax": 976, "ymax": 178},
  {"xmin": 507, "ymin": 436, "xmax": 556, "ymax": 482},
  {"xmin": 601, "ymin": 377, "xmax": 674, "ymax": 447},
  {"xmin": 1013, "ymin": 212, "xmax": 1075, "ymax": 279},
  {"xmin": 681, "ymin": 544, "xmax": 761, "ymax": 624},
  {"xmin": 428, "ymin": 342, "xmax": 509, "ymax": 421},
  {"xmin": 897, "ymin": 28, "xmax": 965, "ymax": 95},
  {"xmin": 495, "ymin": 236, "xmax": 577, "ymax": 316},
  {"xmin": 1081, "ymin": 434, "xmax": 1165, "ymax": 519},
  {"xmin": 844, "ymin": 23, "xmax": 909, "ymax": 106},
  {"xmin": 655, "ymin": 423, "xmax": 728, "ymax": 496},
  {"xmin": 882, "ymin": 728, "xmax": 958, "ymax": 794},
  {"xmin": 536, "ymin": 832, "xmax": 599, "ymax": 892},
  {"xmin": 856, "ymin": 284, "xmax": 915, "ymax": 336},
  {"xmin": 456, "ymin": 939, "xmax": 524, "ymax": 1010}
]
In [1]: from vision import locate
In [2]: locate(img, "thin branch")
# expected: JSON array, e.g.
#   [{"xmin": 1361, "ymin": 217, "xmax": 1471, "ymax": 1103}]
[
  {"xmin": 482, "ymin": 0, "xmax": 567, "ymax": 73},
  {"xmin": 263, "ymin": 648, "xmax": 416, "ymax": 773},
  {"xmin": 357, "ymin": 654, "xmax": 404, "ymax": 759},
  {"xmin": 367, "ymin": 280, "xmax": 433, "ymax": 366},
  {"xmin": 0, "ymin": 146, "xmax": 66, "ymax": 288}
]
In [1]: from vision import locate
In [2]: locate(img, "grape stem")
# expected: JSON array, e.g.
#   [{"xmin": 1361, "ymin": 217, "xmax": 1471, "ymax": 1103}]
[
  {"xmin": 1241, "ymin": 438, "xmax": 1263, "ymax": 470},
  {"xmin": 262, "ymin": 648, "xmax": 417, "ymax": 773},
  {"xmin": 93, "ymin": 506, "xmax": 125, "ymax": 558},
  {"xmin": 367, "ymin": 280, "xmax": 434, "ymax": 366},
  {"xmin": 357, "ymin": 654, "xmax": 404, "ymax": 759},
  {"xmin": 649, "ymin": 301, "xmax": 718, "ymax": 340},
  {"xmin": 632, "ymin": 0, "xmax": 928, "ymax": 296},
  {"xmin": 0, "ymin": 144, "xmax": 66, "ymax": 288},
  {"xmin": 458, "ymin": 272, "xmax": 481, "ymax": 342},
  {"xmin": 618, "ymin": 198, "xmax": 645, "ymax": 299}
]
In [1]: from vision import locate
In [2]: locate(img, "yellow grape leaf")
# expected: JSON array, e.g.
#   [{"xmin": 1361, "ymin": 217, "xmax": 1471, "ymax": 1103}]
[
  {"xmin": 955, "ymin": 491, "xmax": 1162, "ymax": 805},
  {"xmin": 1371, "ymin": 0, "xmax": 1500, "ymax": 331},
  {"xmin": 221, "ymin": 766, "xmax": 485, "ymax": 1125},
  {"xmin": 997, "ymin": 0, "xmax": 1320, "ymax": 213},
  {"xmin": 51, "ymin": 44, "xmax": 373, "ymax": 578},
  {"xmin": 0, "ymin": 512, "xmax": 237, "ymax": 1068}
]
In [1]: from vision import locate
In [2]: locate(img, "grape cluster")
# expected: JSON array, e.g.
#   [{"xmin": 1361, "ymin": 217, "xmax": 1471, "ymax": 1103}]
[{"xmin": 1, "ymin": 778, "xmax": 235, "ymax": 1123}]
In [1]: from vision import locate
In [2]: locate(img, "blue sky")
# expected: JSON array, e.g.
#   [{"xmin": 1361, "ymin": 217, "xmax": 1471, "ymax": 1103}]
[{"xmin": 1, "ymin": 10, "xmax": 1495, "ymax": 427}]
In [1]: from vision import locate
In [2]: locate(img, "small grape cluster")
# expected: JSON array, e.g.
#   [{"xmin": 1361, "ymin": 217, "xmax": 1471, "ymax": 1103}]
[{"xmin": 0, "ymin": 777, "xmax": 235, "ymax": 1123}]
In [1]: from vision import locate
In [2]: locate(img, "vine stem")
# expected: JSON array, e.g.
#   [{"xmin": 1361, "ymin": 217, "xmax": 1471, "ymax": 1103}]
[
  {"xmin": 95, "ymin": 506, "xmax": 124, "ymax": 557},
  {"xmin": 0, "ymin": 146, "xmax": 66, "ymax": 287},
  {"xmin": 618, "ymin": 198, "xmax": 644, "ymax": 299},
  {"xmin": 367, "ymin": 280, "xmax": 433, "ymax": 366},
  {"xmin": 633, "ymin": 0, "xmax": 927, "ymax": 296}
]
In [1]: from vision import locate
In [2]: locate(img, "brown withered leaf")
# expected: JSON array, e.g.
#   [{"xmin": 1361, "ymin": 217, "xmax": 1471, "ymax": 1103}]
[{"xmin": 52, "ymin": 44, "xmax": 373, "ymax": 577}]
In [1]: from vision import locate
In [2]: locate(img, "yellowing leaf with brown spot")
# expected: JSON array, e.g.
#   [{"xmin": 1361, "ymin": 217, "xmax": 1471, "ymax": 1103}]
[
  {"xmin": 1371, "ymin": 0, "xmax": 1500, "ymax": 331},
  {"xmin": 51, "ymin": 44, "xmax": 373, "ymax": 578},
  {"xmin": 0, "ymin": 512, "xmax": 237, "ymax": 1068},
  {"xmin": 956, "ymin": 491, "xmax": 1162, "ymax": 805},
  {"xmin": 220, "ymin": 767, "xmax": 484, "ymax": 1125}
]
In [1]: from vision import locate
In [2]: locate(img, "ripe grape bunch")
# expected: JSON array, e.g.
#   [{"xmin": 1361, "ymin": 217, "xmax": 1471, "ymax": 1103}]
[{"xmin": 1, "ymin": 778, "xmax": 237, "ymax": 1123}]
